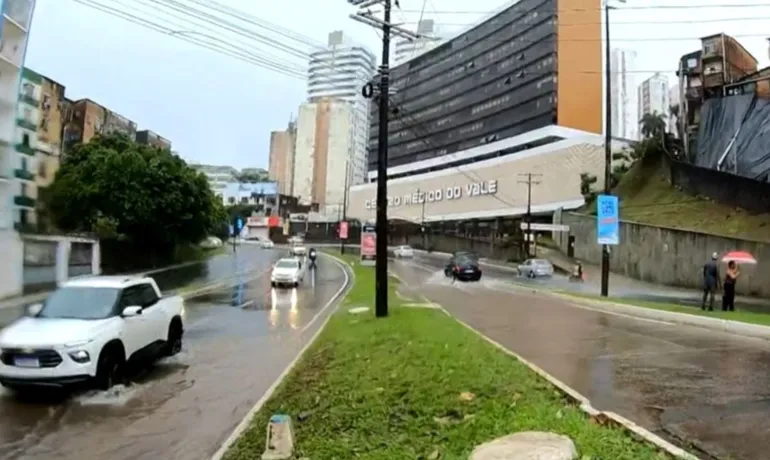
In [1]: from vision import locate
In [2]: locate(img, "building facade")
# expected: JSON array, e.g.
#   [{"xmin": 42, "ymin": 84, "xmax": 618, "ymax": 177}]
[
  {"xmin": 393, "ymin": 20, "xmax": 443, "ymax": 66},
  {"xmin": 610, "ymin": 48, "xmax": 637, "ymax": 140},
  {"xmin": 0, "ymin": 0, "xmax": 36, "ymax": 299},
  {"xmin": 268, "ymin": 120, "xmax": 296, "ymax": 196},
  {"xmin": 293, "ymin": 99, "xmax": 353, "ymax": 215},
  {"xmin": 65, "ymin": 98, "xmax": 136, "ymax": 147},
  {"xmin": 306, "ymin": 31, "xmax": 376, "ymax": 186},
  {"xmin": 350, "ymin": 0, "xmax": 605, "ymax": 223},
  {"xmin": 369, "ymin": 0, "xmax": 602, "ymax": 176},
  {"xmin": 13, "ymin": 67, "xmax": 39, "ymax": 228},
  {"xmin": 36, "ymin": 73, "xmax": 66, "ymax": 189},
  {"xmin": 638, "ymin": 72, "xmax": 670, "ymax": 122},
  {"xmin": 136, "ymin": 129, "xmax": 171, "ymax": 150}
]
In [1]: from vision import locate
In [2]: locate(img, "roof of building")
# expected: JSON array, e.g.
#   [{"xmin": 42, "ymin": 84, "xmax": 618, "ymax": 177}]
[{"xmin": 701, "ymin": 33, "xmax": 759, "ymax": 65}]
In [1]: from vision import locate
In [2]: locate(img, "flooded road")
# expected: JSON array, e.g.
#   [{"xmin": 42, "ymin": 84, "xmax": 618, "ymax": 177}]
[
  {"xmin": 0, "ymin": 252, "xmax": 348, "ymax": 460},
  {"xmin": 393, "ymin": 255, "xmax": 770, "ymax": 460}
]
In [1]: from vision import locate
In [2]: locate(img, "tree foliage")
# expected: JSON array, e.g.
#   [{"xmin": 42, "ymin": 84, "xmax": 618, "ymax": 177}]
[{"xmin": 45, "ymin": 133, "xmax": 227, "ymax": 265}]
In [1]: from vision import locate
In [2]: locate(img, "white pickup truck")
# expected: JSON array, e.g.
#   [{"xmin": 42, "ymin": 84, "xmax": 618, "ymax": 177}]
[{"xmin": 0, "ymin": 276, "xmax": 185, "ymax": 391}]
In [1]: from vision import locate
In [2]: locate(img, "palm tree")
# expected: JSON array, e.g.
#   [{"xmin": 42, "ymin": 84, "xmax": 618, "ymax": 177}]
[{"xmin": 639, "ymin": 112, "xmax": 667, "ymax": 139}]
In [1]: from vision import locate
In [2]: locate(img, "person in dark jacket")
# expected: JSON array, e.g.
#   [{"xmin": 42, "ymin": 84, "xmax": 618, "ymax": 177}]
[
  {"xmin": 702, "ymin": 252, "xmax": 721, "ymax": 311},
  {"xmin": 308, "ymin": 248, "xmax": 317, "ymax": 269},
  {"xmin": 722, "ymin": 260, "xmax": 740, "ymax": 311}
]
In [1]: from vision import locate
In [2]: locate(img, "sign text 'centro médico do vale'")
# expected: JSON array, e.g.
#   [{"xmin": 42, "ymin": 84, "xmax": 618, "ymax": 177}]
[{"xmin": 364, "ymin": 179, "xmax": 498, "ymax": 210}]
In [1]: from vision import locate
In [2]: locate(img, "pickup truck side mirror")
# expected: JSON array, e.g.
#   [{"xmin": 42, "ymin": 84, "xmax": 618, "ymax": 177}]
[
  {"xmin": 26, "ymin": 303, "xmax": 43, "ymax": 316},
  {"xmin": 121, "ymin": 306, "xmax": 143, "ymax": 317}
]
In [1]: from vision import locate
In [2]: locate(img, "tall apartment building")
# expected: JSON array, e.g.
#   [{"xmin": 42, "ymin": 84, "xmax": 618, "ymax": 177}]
[
  {"xmin": 306, "ymin": 31, "xmax": 376, "ymax": 186},
  {"xmin": 63, "ymin": 98, "xmax": 137, "ymax": 150},
  {"xmin": 0, "ymin": 0, "xmax": 36, "ymax": 299},
  {"xmin": 609, "ymin": 48, "xmax": 637, "ymax": 139},
  {"xmin": 393, "ymin": 19, "xmax": 443, "ymax": 66},
  {"xmin": 638, "ymin": 73, "xmax": 670, "ymax": 123},
  {"xmin": 36, "ymin": 73, "xmax": 66, "ymax": 188},
  {"xmin": 293, "ymin": 99, "xmax": 352, "ymax": 216},
  {"xmin": 668, "ymin": 84, "xmax": 680, "ymax": 137},
  {"xmin": 268, "ymin": 120, "xmax": 296, "ymax": 196}
]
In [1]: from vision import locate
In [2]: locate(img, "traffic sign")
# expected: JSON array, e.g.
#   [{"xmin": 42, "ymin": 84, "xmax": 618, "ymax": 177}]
[
  {"xmin": 235, "ymin": 217, "xmax": 243, "ymax": 231},
  {"xmin": 339, "ymin": 221, "xmax": 349, "ymax": 239},
  {"xmin": 597, "ymin": 195, "xmax": 619, "ymax": 245},
  {"xmin": 519, "ymin": 223, "xmax": 570, "ymax": 232}
]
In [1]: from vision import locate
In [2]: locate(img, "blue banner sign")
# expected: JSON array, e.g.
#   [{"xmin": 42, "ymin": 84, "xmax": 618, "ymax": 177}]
[{"xmin": 597, "ymin": 195, "xmax": 619, "ymax": 245}]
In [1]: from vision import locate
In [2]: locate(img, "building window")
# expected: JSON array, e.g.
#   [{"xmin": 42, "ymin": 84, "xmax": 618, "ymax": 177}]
[
  {"xmin": 22, "ymin": 133, "xmax": 30, "ymax": 146},
  {"xmin": 703, "ymin": 41, "xmax": 716, "ymax": 54}
]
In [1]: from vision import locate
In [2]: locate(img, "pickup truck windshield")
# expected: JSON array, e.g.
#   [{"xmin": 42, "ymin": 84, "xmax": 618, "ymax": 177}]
[
  {"xmin": 38, "ymin": 287, "xmax": 120, "ymax": 320},
  {"xmin": 275, "ymin": 260, "xmax": 298, "ymax": 269}
]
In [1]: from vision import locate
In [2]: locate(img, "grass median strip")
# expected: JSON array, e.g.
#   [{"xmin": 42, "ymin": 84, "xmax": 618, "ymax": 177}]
[
  {"xmin": 224, "ymin": 253, "xmax": 673, "ymax": 459},
  {"xmin": 561, "ymin": 291, "xmax": 770, "ymax": 327}
]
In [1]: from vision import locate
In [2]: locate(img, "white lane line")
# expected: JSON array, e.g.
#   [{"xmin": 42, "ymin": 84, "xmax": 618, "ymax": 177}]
[{"xmin": 209, "ymin": 254, "xmax": 352, "ymax": 460}]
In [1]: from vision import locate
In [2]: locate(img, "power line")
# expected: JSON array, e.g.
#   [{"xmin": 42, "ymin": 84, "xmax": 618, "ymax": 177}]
[
  {"xmin": 398, "ymin": 3, "xmax": 770, "ymax": 13},
  {"xmin": 401, "ymin": 16, "xmax": 770, "ymax": 26}
]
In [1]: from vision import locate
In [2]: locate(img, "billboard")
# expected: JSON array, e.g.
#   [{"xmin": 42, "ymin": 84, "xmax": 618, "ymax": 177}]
[{"xmin": 360, "ymin": 223, "xmax": 376, "ymax": 266}]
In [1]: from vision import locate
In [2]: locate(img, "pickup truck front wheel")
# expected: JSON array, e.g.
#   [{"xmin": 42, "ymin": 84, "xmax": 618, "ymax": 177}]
[
  {"xmin": 163, "ymin": 318, "xmax": 184, "ymax": 357},
  {"xmin": 95, "ymin": 346, "xmax": 125, "ymax": 390}
]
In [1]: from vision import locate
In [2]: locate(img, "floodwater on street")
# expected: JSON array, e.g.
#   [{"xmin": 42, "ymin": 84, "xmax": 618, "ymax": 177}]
[
  {"xmin": 0, "ymin": 251, "xmax": 348, "ymax": 460},
  {"xmin": 392, "ymin": 254, "xmax": 770, "ymax": 460}
]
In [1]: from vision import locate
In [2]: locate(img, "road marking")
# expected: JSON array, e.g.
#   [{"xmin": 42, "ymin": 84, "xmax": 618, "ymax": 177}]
[{"xmin": 210, "ymin": 254, "xmax": 352, "ymax": 460}]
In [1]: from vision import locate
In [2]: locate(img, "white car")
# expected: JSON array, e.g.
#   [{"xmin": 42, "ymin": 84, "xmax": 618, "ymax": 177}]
[
  {"xmin": 0, "ymin": 276, "xmax": 185, "ymax": 392},
  {"xmin": 290, "ymin": 244, "xmax": 307, "ymax": 257},
  {"xmin": 259, "ymin": 239, "xmax": 274, "ymax": 249},
  {"xmin": 271, "ymin": 258, "xmax": 307, "ymax": 288},
  {"xmin": 517, "ymin": 259, "xmax": 555, "ymax": 278},
  {"xmin": 393, "ymin": 245, "xmax": 414, "ymax": 258}
]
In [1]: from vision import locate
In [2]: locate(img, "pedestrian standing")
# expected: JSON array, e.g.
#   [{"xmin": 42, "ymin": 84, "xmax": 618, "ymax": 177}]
[
  {"xmin": 722, "ymin": 260, "xmax": 740, "ymax": 311},
  {"xmin": 702, "ymin": 252, "xmax": 721, "ymax": 311}
]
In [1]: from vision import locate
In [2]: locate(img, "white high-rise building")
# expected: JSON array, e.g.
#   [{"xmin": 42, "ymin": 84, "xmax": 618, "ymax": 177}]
[
  {"xmin": 668, "ymin": 84, "xmax": 680, "ymax": 136},
  {"xmin": 306, "ymin": 31, "xmax": 376, "ymax": 188},
  {"xmin": 393, "ymin": 19, "xmax": 443, "ymax": 65},
  {"xmin": 638, "ymin": 73, "xmax": 670, "ymax": 123},
  {"xmin": 0, "ymin": 0, "xmax": 36, "ymax": 299},
  {"xmin": 293, "ymin": 99, "xmax": 353, "ymax": 217},
  {"xmin": 609, "ymin": 48, "xmax": 637, "ymax": 140}
]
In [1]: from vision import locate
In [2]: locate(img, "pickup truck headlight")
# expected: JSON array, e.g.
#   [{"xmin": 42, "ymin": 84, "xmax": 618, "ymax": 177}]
[{"xmin": 68, "ymin": 350, "xmax": 90, "ymax": 363}]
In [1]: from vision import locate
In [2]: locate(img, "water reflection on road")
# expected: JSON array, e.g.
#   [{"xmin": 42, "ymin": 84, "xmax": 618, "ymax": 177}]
[{"xmin": 0, "ymin": 253, "xmax": 348, "ymax": 460}]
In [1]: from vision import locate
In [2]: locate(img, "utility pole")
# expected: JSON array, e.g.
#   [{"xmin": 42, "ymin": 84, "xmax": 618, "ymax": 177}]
[
  {"xmin": 340, "ymin": 160, "xmax": 350, "ymax": 254},
  {"xmin": 601, "ymin": 1, "xmax": 623, "ymax": 297},
  {"xmin": 518, "ymin": 173, "xmax": 541, "ymax": 258},
  {"xmin": 350, "ymin": 0, "xmax": 422, "ymax": 318}
]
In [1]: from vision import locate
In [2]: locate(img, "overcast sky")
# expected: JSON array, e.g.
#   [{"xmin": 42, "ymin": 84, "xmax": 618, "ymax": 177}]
[{"xmin": 25, "ymin": 0, "xmax": 769, "ymax": 169}]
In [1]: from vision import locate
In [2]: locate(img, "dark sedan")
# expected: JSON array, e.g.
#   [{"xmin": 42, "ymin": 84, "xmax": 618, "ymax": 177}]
[{"xmin": 445, "ymin": 256, "xmax": 482, "ymax": 281}]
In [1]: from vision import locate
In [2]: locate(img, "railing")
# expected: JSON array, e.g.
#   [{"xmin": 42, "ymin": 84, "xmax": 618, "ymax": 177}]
[
  {"xmin": 13, "ymin": 195, "xmax": 35, "ymax": 207},
  {"xmin": 13, "ymin": 168, "xmax": 33, "ymax": 181}
]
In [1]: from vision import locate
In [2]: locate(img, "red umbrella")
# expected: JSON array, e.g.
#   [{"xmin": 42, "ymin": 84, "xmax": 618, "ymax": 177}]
[{"xmin": 721, "ymin": 250, "xmax": 757, "ymax": 264}]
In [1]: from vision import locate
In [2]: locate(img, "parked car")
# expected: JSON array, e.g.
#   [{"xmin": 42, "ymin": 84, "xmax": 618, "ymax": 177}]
[
  {"xmin": 259, "ymin": 239, "xmax": 274, "ymax": 249},
  {"xmin": 271, "ymin": 258, "xmax": 307, "ymax": 288},
  {"xmin": 446, "ymin": 256, "xmax": 483, "ymax": 281},
  {"xmin": 393, "ymin": 245, "xmax": 414, "ymax": 258},
  {"xmin": 200, "ymin": 236, "xmax": 223, "ymax": 249},
  {"xmin": 0, "ymin": 276, "xmax": 185, "ymax": 391},
  {"xmin": 517, "ymin": 259, "xmax": 554, "ymax": 278}
]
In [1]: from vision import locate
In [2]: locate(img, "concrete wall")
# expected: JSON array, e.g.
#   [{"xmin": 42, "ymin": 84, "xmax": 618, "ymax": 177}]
[{"xmin": 554, "ymin": 212, "xmax": 770, "ymax": 297}]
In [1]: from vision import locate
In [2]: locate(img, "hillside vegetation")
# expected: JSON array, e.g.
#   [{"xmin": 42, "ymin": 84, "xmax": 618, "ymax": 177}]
[{"xmin": 613, "ymin": 156, "xmax": 770, "ymax": 241}]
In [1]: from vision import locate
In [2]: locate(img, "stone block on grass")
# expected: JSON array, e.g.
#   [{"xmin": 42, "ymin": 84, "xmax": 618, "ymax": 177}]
[{"xmin": 470, "ymin": 431, "xmax": 577, "ymax": 460}]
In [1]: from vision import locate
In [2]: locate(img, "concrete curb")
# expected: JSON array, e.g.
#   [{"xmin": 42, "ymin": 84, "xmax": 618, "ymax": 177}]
[
  {"xmin": 209, "ymin": 252, "xmax": 353, "ymax": 460},
  {"xmin": 444, "ymin": 308, "xmax": 699, "ymax": 460}
]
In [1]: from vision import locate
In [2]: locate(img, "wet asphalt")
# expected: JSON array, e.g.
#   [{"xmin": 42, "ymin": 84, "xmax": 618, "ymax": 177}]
[
  {"xmin": 393, "ymin": 254, "xmax": 770, "ymax": 460},
  {"xmin": 0, "ymin": 250, "xmax": 348, "ymax": 460}
]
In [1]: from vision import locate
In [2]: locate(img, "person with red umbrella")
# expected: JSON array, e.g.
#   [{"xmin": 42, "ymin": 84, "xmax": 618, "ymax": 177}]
[{"xmin": 720, "ymin": 250, "xmax": 757, "ymax": 311}]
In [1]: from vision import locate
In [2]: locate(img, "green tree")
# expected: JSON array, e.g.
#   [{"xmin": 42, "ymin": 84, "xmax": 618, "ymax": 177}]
[
  {"xmin": 45, "ymin": 133, "xmax": 226, "ymax": 268},
  {"xmin": 639, "ymin": 112, "xmax": 667, "ymax": 139}
]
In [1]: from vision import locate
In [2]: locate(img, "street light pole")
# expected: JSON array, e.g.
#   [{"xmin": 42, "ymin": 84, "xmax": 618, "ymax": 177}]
[
  {"xmin": 601, "ymin": 0, "xmax": 620, "ymax": 297},
  {"xmin": 340, "ymin": 160, "xmax": 350, "ymax": 254},
  {"xmin": 518, "ymin": 173, "xmax": 541, "ymax": 258},
  {"xmin": 349, "ymin": 0, "xmax": 423, "ymax": 317}
]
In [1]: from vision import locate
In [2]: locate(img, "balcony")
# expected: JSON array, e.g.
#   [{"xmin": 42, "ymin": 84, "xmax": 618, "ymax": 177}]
[
  {"xmin": 13, "ymin": 168, "xmax": 33, "ymax": 180},
  {"xmin": 19, "ymin": 93, "xmax": 37, "ymax": 106},
  {"xmin": 14, "ymin": 194, "xmax": 34, "ymax": 207},
  {"xmin": 13, "ymin": 221, "xmax": 38, "ymax": 233},
  {"xmin": 15, "ymin": 142, "xmax": 34, "ymax": 155},
  {"xmin": 16, "ymin": 118, "xmax": 35, "ymax": 131},
  {"xmin": 3, "ymin": 0, "xmax": 32, "ymax": 30}
]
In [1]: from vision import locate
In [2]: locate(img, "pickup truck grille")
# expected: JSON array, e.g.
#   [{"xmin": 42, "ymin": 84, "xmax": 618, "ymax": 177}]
[{"xmin": 1, "ymin": 348, "xmax": 63, "ymax": 368}]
